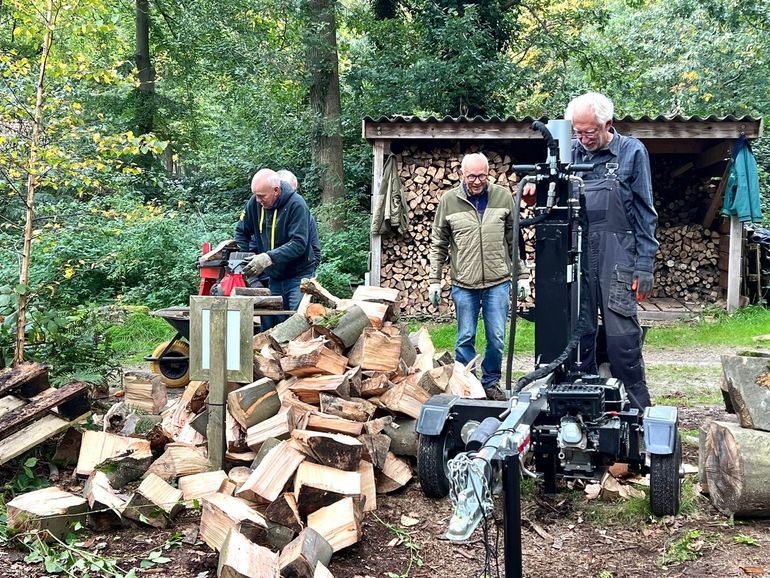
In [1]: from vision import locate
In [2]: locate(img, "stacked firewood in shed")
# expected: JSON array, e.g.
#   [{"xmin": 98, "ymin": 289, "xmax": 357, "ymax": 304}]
[
  {"xmin": 653, "ymin": 224, "xmax": 721, "ymax": 303},
  {"xmin": 5, "ymin": 280, "xmax": 485, "ymax": 577},
  {"xmin": 381, "ymin": 145, "xmax": 534, "ymax": 316}
]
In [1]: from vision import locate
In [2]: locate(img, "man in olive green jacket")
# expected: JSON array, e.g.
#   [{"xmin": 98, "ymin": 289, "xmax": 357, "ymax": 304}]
[{"xmin": 429, "ymin": 152, "xmax": 520, "ymax": 400}]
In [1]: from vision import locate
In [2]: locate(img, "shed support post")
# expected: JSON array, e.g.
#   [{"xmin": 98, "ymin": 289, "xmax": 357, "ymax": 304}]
[
  {"xmin": 727, "ymin": 215, "xmax": 743, "ymax": 314},
  {"xmin": 368, "ymin": 139, "xmax": 391, "ymax": 286}
]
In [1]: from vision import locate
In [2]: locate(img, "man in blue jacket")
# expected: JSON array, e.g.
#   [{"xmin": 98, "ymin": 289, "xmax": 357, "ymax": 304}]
[{"xmin": 236, "ymin": 168, "xmax": 315, "ymax": 329}]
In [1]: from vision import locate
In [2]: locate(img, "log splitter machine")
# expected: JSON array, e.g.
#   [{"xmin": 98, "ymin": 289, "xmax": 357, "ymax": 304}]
[{"xmin": 415, "ymin": 120, "xmax": 682, "ymax": 577}]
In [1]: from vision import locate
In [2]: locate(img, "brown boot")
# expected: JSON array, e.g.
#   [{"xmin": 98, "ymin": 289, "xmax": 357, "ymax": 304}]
[{"xmin": 484, "ymin": 386, "xmax": 507, "ymax": 401}]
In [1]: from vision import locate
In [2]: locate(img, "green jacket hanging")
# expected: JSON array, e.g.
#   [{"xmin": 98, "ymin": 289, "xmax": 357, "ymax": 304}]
[
  {"xmin": 371, "ymin": 153, "xmax": 408, "ymax": 235},
  {"xmin": 721, "ymin": 136, "xmax": 762, "ymax": 223}
]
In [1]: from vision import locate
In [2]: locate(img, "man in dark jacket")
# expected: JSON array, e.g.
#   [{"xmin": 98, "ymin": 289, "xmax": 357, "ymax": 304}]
[
  {"xmin": 236, "ymin": 168, "xmax": 315, "ymax": 329},
  {"xmin": 277, "ymin": 169, "xmax": 321, "ymax": 276}
]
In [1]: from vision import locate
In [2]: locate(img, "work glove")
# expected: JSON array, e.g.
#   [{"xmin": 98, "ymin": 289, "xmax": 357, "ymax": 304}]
[
  {"xmin": 428, "ymin": 283, "xmax": 441, "ymax": 307},
  {"xmin": 243, "ymin": 253, "xmax": 272, "ymax": 277},
  {"xmin": 633, "ymin": 270, "xmax": 654, "ymax": 301},
  {"xmin": 517, "ymin": 278, "xmax": 530, "ymax": 301}
]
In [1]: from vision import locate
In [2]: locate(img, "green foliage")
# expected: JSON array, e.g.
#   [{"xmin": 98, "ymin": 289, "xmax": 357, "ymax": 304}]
[
  {"xmin": 106, "ymin": 311, "xmax": 175, "ymax": 365},
  {"xmin": 733, "ymin": 534, "xmax": 759, "ymax": 546},
  {"xmin": 315, "ymin": 199, "xmax": 371, "ymax": 298},
  {"xmin": 658, "ymin": 529, "xmax": 716, "ymax": 567},
  {"xmin": 645, "ymin": 306, "xmax": 770, "ymax": 349},
  {"xmin": 1, "ymin": 456, "xmax": 49, "ymax": 495}
]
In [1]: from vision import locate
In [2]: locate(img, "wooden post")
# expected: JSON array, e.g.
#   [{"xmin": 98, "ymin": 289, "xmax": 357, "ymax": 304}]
[
  {"xmin": 368, "ymin": 139, "xmax": 391, "ymax": 287},
  {"xmin": 208, "ymin": 299, "xmax": 228, "ymax": 469},
  {"xmin": 727, "ymin": 216, "xmax": 743, "ymax": 313}
]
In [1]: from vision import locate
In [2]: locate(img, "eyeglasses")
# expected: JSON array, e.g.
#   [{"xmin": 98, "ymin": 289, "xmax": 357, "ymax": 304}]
[
  {"xmin": 465, "ymin": 173, "xmax": 488, "ymax": 182},
  {"xmin": 573, "ymin": 128, "xmax": 599, "ymax": 139}
]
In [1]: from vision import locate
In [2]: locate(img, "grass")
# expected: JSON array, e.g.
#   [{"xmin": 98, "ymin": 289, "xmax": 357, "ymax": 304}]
[
  {"xmin": 647, "ymin": 364, "xmax": 724, "ymax": 407},
  {"xmin": 106, "ymin": 311, "xmax": 176, "ymax": 365},
  {"xmin": 412, "ymin": 305, "xmax": 770, "ymax": 359}
]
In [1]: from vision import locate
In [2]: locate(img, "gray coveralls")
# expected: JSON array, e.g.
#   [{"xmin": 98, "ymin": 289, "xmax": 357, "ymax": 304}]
[{"xmin": 578, "ymin": 164, "xmax": 651, "ymax": 410}]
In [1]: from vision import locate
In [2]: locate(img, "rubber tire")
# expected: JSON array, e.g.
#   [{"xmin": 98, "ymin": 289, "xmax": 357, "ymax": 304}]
[
  {"xmin": 417, "ymin": 432, "xmax": 458, "ymax": 499},
  {"xmin": 649, "ymin": 431, "xmax": 682, "ymax": 516},
  {"xmin": 150, "ymin": 340, "xmax": 190, "ymax": 388}
]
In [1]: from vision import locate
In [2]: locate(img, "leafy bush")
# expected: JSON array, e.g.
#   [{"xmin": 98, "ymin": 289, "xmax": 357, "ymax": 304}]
[{"xmin": 314, "ymin": 199, "xmax": 371, "ymax": 298}]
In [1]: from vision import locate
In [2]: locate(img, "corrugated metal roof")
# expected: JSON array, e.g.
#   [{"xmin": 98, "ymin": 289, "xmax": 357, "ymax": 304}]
[{"xmin": 363, "ymin": 114, "xmax": 762, "ymax": 123}]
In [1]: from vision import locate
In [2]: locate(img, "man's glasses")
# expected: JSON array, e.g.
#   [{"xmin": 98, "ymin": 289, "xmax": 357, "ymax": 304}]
[
  {"xmin": 573, "ymin": 128, "xmax": 599, "ymax": 138},
  {"xmin": 465, "ymin": 173, "xmax": 488, "ymax": 182}
]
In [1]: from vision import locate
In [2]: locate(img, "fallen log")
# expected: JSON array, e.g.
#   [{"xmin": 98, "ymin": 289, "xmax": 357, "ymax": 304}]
[
  {"xmin": 703, "ymin": 420, "xmax": 770, "ymax": 517},
  {"xmin": 721, "ymin": 353, "xmax": 770, "ymax": 431}
]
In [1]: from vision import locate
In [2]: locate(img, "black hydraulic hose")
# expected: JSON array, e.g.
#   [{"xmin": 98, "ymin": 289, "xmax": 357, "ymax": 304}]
[{"xmin": 504, "ymin": 179, "xmax": 527, "ymax": 394}]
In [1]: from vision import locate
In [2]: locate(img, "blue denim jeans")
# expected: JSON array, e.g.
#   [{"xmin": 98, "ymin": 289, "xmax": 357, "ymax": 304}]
[
  {"xmin": 451, "ymin": 280, "xmax": 510, "ymax": 389},
  {"xmin": 261, "ymin": 276, "xmax": 303, "ymax": 330}
]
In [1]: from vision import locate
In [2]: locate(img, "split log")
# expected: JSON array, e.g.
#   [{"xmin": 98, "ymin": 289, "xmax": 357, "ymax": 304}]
[
  {"xmin": 0, "ymin": 361, "xmax": 50, "ymax": 398},
  {"xmin": 84, "ymin": 471, "xmax": 125, "ymax": 531},
  {"xmin": 336, "ymin": 299, "xmax": 392, "ymax": 329},
  {"xmin": 416, "ymin": 365, "xmax": 453, "ymax": 395},
  {"xmin": 160, "ymin": 380, "xmax": 207, "ymax": 445},
  {"xmin": 721, "ymin": 353, "xmax": 770, "ymax": 431},
  {"xmin": 291, "ymin": 429, "xmax": 363, "ymax": 471},
  {"xmin": 250, "ymin": 437, "xmax": 283, "ymax": 470},
  {"xmin": 0, "ymin": 381, "xmax": 90, "ymax": 441},
  {"xmin": 6, "ymin": 487, "xmax": 87, "ymax": 541},
  {"xmin": 280, "ymin": 339, "xmax": 348, "ymax": 377},
  {"xmin": 434, "ymin": 351, "xmax": 454, "ymax": 366},
  {"xmin": 314, "ymin": 562, "xmax": 335, "ymax": 578},
  {"xmin": 304, "ymin": 412, "xmax": 365, "ymax": 436},
  {"xmin": 123, "ymin": 375, "xmax": 167, "ymax": 414},
  {"xmin": 703, "ymin": 420, "xmax": 770, "ymax": 517},
  {"xmin": 358, "ymin": 460, "xmax": 377, "ymax": 513},
  {"xmin": 254, "ymin": 349, "xmax": 286, "ymax": 382},
  {"xmin": 278, "ymin": 527, "xmax": 333, "ymax": 578},
  {"xmin": 306, "ymin": 497, "xmax": 364, "ymax": 552},
  {"xmin": 351, "ymin": 285, "xmax": 399, "ymax": 304},
  {"xmin": 300, "ymin": 279, "xmax": 341, "ymax": 308},
  {"xmin": 227, "ymin": 409, "xmax": 247, "ymax": 453},
  {"xmin": 347, "ymin": 328, "xmax": 402, "ymax": 372},
  {"xmin": 218, "ymin": 528, "xmax": 280, "ymax": 578},
  {"xmin": 189, "ymin": 408, "xmax": 209, "ymax": 437},
  {"xmin": 246, "ymin": 409, "xmax": 295, "ymax": 449},
  {"xmin": 319, "ymin": 393, "xmax": 376, "ymax": 422},
  {"xmin": 200, "ymin": 239, "xmax": 238, "ymax": 263},
  {"xmin": 378, "ymin": 381, "xmax": 430, "ymax": 419},
  {"xmin": 383, "ymin": 418, "xmax": 418, "ymax": 457},
  {"xmin": 75, "ymin": 430, "xmax": 152, "ymax": 477},
  {"xmin": 363, "ymin": 416, "xmax": 393, "ymax": 435},
  {"xmin": 143, "ymin": 442, "xmax": 209, "ymax": 482},
  {"xmin": 313, "ymin": 305, "xmax": 372, "ymax": 349},
  {"xmin": 294, "ymin": 462, "xmax": 362, "ymax": 520},
  {"xmin": 200, "ymin": 493, "xmax": 269, "ymax": 552},
  {"xmin": 227, "ymin": 378, "xmax": 280, "ymax": 430},
  {"xmin": 236, "ymin": 440, "xmax": 305, "ymax": 503},
  {"xmin": 359, "ymin": 373, "xmax": 391, "ymax": 398},
  {"xmin": 290, "ymin": 374, "xmax": 351, "ymax": 404},
  {"xmin": 357, "ymin": 433, "xmax": 390, "ymax": 470},
  {"xmin": 265, "ymin": 492, "xmax": 303, "ymax": 533},
  {"xmin": 123, "ymin": 473, "xmax": 183, "ymax": 528},
  {"xmin": 96, "ymin": 447, "xmax": 154, "ymax": 490},
  {"xmin": 179, "ymin": 470, "xmax": 229, "ymax": 504},
  {"xmin": 270, "ymin": 313, "xmax": 311, "ymax": 345},
  {"xmin": 375, "ymin": 452, "xmax": 412, "ymax": 493}
]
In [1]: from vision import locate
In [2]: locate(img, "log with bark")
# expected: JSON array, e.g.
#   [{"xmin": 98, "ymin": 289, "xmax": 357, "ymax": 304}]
[{"xmin": 720, "ymin": 353, "xmax": 770, "ymax": 431}]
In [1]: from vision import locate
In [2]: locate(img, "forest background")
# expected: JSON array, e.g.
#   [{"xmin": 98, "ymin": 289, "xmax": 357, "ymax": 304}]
[{"xmin": 1, "ymin": 0, "xmax": 768, "ymax": 381}]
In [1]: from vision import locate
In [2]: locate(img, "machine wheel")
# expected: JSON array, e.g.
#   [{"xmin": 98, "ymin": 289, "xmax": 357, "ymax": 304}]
[
  {"xmin": 649, "ymin": 431, "xmax": 682, "ymax": 516},
  {"xmin": 417, "ymin": 431, "xmax": 460, "ymax": 498},
  {"xmin": 150, "ymin": 340, "xmax": 190, "ymax": 387}
]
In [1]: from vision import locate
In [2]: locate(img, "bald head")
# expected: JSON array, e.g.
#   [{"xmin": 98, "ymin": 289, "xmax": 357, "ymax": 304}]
[
  {"xmin": 277, "ymin": 169, "xmax": 298, "ymax": 192},
  {"xmin": 251, "ymin": 169, "xmax": 281, "ymax": 208}
]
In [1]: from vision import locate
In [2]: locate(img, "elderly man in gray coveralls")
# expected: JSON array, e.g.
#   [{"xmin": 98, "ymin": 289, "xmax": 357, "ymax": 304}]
[{"xmin": 567, "ymin": 92, "xmax": 659, "ymax": 410}]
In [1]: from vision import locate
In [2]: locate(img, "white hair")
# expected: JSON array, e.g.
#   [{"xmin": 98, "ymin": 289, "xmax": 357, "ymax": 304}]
[
  {"xmin": 276, "ymin": 169, "xmax": 298, "ymax": 191},
  {"xmin": 251, "ymin": 168, "xmax": 280, "ymax": 189},
  {"xmin": 461, "ymin": 152, "xmax": 489, "ymax": 173},
  {"xmin": 565, "ymin": 92, "xmax": 614, "ymax": 125}
]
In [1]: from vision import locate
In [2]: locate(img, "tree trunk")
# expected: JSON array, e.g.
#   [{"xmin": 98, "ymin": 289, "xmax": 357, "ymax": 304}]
[
  {"xmin": 14, "ymin": 0, "xmax": 55, "ymax": 366},
  {"xmin": 306, "ymin": 0, "xmax": 344, "ymax": 211},
  {"xmin": 135, "ymin": 0, "xmax": 155, "ymax": 136}
]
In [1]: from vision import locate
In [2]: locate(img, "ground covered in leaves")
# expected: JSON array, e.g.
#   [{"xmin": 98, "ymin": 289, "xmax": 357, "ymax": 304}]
[{"xmin": 2, "ymin": 346, "xmax": 769, "ymax": 578}]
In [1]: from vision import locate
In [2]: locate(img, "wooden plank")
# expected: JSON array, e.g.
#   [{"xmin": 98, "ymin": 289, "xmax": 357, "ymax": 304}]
[
  {"xmin": 0, "ymin": 412, "xmax": 90, "ymax": 466},
  {"xmin": 208, "ymin": 300, "xmax": 228, "ymax": 470},
  {"xmin": 0, "ymin": 382, "xmax": 89, "ymax": 441},
  {"xmin": 727, "ymin": 216, "xmax": 743, "ymax": 313},
  {"xmin": 0, "ymin": 396, "xmax": 25, "ymax": 420},
  {"xmin": 702, "ymin": 163, "xmax": 732, "ymax": 228},
  {"xmin": 368, "ymin": 139, "xmax": 389, "ymax": 286},
  {"xmin": 695, "ymin": 140, "xmax": 734, "ymax": 170}
]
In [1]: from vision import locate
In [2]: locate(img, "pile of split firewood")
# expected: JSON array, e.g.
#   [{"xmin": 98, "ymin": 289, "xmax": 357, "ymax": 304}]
[{"xmin": 5, "ymin": 280, "xmax": 486, "ymax": 577}]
